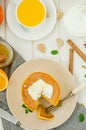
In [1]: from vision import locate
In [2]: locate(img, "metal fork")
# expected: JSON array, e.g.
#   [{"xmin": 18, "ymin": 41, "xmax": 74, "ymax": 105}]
[{"xmin": 45, "ymin": 82, "xmax": 86, "ymax": 113}]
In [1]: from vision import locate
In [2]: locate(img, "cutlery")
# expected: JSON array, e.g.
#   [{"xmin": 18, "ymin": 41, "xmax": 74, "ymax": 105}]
[
  {"xmin": 46, "ymin": 82, "xmax": 86, "ymax": 112},
  {"xmin": 0, "ymin": 108, "xmax": 31, "ymax": 130}
]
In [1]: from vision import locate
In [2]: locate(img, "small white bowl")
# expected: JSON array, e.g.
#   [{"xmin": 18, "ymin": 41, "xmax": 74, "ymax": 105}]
[
  {"xmin": 0, "ymin": 37, "xmax": 14, "ymax": 68},
  {"xmin": 64, "ymin": 5, "xmax": 86, "ymax": 36}
]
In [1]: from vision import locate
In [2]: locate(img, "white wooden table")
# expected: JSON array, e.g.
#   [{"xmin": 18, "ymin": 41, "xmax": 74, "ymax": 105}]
[{"xmin": 0, "ymin": 0, "xmax": 86, "ymax": 129}]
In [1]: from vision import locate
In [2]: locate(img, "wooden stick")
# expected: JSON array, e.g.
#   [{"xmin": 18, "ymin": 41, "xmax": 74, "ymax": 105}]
[
  {"xmin": 67, "ymin": 39, "xmax": 86, "ymax": 62},
  {"xmin": 69, "ymin": 49, "xmax": 74, "ymax": 74}
]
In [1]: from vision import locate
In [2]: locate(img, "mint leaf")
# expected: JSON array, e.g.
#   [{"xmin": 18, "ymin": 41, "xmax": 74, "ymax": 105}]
[
  {"xmin": 84, "ymin": 74, "xmax": 86, "ymax": 78},
  {"xmin": 79, "ymin": 114, "xmax": 85, "ymax": 122},
  {"xmin": 51, "ymin": 50, "xmax": 59, "ymax": 55},
  {"xmin": 25, "ymin": 109, "xmax": 29, "ymax": 114},
  {"xmin": 22, "ymin": 104, "xmax": 33, "ymax": 113},
  {"xmin": 28, "ymin": 109, "xmax": 33, "ymax": 112},
  {"xmin": 22, "ymin": 104, "xmax": 27, "ymax": 108}
]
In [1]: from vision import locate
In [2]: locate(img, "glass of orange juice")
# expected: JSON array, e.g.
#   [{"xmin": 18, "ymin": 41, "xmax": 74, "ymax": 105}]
[{"xmin": 14, "ymin": 0, "xmax": 46, "ymax": 28}]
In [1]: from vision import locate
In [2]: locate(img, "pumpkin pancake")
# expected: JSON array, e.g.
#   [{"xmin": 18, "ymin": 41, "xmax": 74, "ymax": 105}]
[
  {"xmin": 21, "ymin": 72, "xmax": 60, "ymax": 111},
  {"xmin": 37, "ymin": 105, "xmax": 54, "ymax": 120}
]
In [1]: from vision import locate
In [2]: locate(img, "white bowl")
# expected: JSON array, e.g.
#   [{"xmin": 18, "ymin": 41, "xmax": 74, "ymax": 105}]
[
  {"xmin": 64, "ymin": 5, "xmax": 86, "ymax": 36},
  {"xmin": 0, "ymin": 37, "xmax": 14, "ymax": 68}
]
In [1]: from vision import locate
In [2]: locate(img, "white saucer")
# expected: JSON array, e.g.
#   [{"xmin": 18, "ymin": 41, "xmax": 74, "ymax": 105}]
[{"xmin": 7, "ymin": 0, "xmax": 57, "ymax": 40}]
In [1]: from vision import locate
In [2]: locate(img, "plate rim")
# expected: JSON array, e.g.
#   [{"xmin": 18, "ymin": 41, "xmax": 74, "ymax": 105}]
[{"xmin": 6, "ymin": 58, "xmax": 78, "ymax": 130}]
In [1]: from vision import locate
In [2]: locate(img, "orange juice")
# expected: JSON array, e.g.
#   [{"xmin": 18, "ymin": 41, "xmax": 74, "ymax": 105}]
[{"xmin": 16, "ymin": 0, "xmax": 46, "ymax": 27}]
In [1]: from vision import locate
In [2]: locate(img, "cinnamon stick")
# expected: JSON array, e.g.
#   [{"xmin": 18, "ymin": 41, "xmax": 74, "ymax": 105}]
[
  {"xmin": 69, "ymin": 49, "xmax": 74, "ymax": 74},
  {"xmin": 67, "ymin": 39, "xmax": 86, "ymax": 62}
]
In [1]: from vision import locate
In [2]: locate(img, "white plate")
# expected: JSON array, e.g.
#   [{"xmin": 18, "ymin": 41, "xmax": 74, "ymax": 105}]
[
  {"xmin": 7, "ymin": 0, "xmax": 57, "ymax": 40},
  {"xmin": 7, "ymin": 59, "xmax": 77, "ymax": 130}
]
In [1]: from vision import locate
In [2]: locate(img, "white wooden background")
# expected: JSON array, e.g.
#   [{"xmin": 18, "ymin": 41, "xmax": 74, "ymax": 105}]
[{"xmin": 0, "ymin": 0, "xmax": 86, "ymax": 129}]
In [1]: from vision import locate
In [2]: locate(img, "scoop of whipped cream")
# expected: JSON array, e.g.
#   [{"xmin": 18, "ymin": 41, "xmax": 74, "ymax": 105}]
[
  {"xmin": 28, "ymin": 79, "xmax": 53, "ymax": 100},
  {"xmin": 64, "ymin": 6, "xmax": 86, "ymax": 36}
]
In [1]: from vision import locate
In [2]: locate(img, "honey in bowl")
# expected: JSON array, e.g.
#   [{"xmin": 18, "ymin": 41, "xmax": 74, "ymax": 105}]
[
  {"xmin": 0, "ymin": 40, "xmax": 13, "ymax": 68},
  {"xmin": 16, "ymin": 0, "xmax": 46, "ymax": 27},
  {"xmin": 0, "ymin": 44, "xmax": 9, "ymax": 58},
  {"xmin": 0, "ymin": 44, "xmax": 9, "ymax": 63}
]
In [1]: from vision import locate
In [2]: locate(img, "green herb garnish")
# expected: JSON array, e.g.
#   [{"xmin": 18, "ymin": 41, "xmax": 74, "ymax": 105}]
[
  {"xmin": 84, "ymin": 74, "xmax": 86, "ymax": 78},
  {"xmin": 81, "ymin": 65, "xmax": 86, "ymax": 69},
  {"xmin": 79, "ymin": 114, "xmax": 85, "ymax": 122},
  {"xmin": 22, "ymin": 104, "xmax": 27, "ymax": 108},
  {"xmin": 22, "ymin": 104, "xmax": 33, "ymax": 114},
  {"xmin": 28, "ymin": 109, "xmax": 33, "ymax": 112},
  {"xmin": 25, "ymin": 109, "xmax": 29, "ymax": 114},
  {"xmin": 50, "ymin": 50, "xmax": 59, "ymax": 55}
]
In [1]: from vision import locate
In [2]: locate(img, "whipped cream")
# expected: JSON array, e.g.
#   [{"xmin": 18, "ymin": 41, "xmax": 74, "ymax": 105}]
[
  {"xmin": 28, "ymin": 79, "xmax": 53, "ymax": 100},
  {"xmin": 64, "ymin": 6, "xmax": 86, "ymax": 36}
]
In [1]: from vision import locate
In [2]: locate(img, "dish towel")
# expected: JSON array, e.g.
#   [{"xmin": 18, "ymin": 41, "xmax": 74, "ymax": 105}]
[{"xmin": 0, "ymin": 38, "xmax": 86, "ymax": 130}]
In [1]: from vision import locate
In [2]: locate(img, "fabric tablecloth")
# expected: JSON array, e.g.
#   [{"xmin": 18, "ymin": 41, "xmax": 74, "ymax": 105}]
[{"xmin": 0, "ymin": 38, "xmax": 86, "ymax": 130}]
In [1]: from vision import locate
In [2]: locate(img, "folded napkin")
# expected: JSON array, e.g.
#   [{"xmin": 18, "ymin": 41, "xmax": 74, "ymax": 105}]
[
  {"xmin": 0, "ymin": 37, "xmax": 25, "ymax": 130},
  {"xmin": 0, "ymin": 38, "xmax": 86, "ymax": 130}
]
